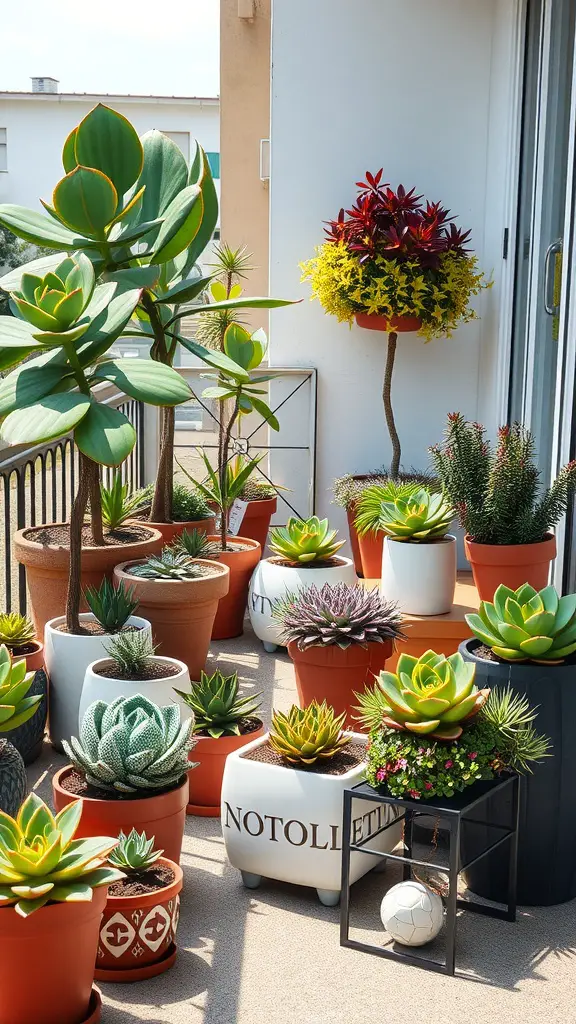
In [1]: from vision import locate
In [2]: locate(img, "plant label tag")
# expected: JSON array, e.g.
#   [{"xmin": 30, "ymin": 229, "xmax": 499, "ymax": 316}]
[{"xmin": 228, "ymin": 499, "xmax": 248, "ymax": 536}]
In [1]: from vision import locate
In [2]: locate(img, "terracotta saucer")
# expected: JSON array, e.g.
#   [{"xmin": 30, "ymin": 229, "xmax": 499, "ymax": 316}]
[{"xmin": 95, "ymin": 942, "xmax": 178, "ymax": 984}]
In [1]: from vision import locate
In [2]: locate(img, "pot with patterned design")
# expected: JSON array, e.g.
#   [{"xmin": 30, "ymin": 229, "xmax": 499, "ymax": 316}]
[{"xmin": 95, "ymin": 857, "xmax": 183, "ymax": 982}]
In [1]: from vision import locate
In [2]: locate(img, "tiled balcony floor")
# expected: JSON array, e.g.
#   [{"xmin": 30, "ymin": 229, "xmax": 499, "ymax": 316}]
[{"xmin": 28, "ymin": 624, "xmax": 576, "ymax": 1024}]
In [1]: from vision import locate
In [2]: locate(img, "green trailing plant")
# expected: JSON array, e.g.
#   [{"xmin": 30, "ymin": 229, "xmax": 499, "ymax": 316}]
[
  {"xmin": 373, "ymin": 487, "xmax": 454, "ymax": 542},
  {"xmin": 268, "ymin": 700, "xmax": 350, "ymax": 766},
  {"xmin": 104, "ymin": 630, "xmax": 158, "ymax": 677},
  {"xmin": 137, "ymin": 481, "xmax": 212, "ymax": 523},
  {"xmin": 272, "ymin": 582, "xmax": 405, "ymax": 650},
  {"xmin": 429, "ymin": 413, "xmax": 576, "ymax": 545},
  {"xmin": 0, "ymin": 792, "xmax": 122, "ymax": 917},
  {"xmin": 173, "ymin": 529, "xmax": 220, "ymax": 559},
  {"xmin": 0, "ymin": 613, "xmax": 36, "ymax": 650},
  {"xmin": 365, "ymin": 685, "xmax": 550, "ymax": 800},
  {"xmin": 466, "ymin": 583, "xmax": 576, "ymax": 663},
  {"xmin": 0, "ymin": 645, "xmax": 43, "ymax": 732},
  {"xmin": 83, "ymin": 578, "xmax": 139, "ymax": 634},
  {"xmin": 269, "ymin": 516, "xmax": 345, "ymax": 565},
  {"xmin": 175, "ymin": 669, "xmax": 262, "ymax": 738},
  {"xmin": 127, "ymin": 548, "xmax": 210, "ymax": 580},
  {"xmin": 108, "ymin": 829, "xmax": 163, "ymax": 872},
  {"xmin": 99, "ymin": 473, "xmax": 150, "ymax": 531},
  {"xmin": 355, "ymin": 650, "xmax": 489, "ymax": 741},
  {"xmin": 63, "ymin": 693, "xmax": 195, "ymax": 793}
]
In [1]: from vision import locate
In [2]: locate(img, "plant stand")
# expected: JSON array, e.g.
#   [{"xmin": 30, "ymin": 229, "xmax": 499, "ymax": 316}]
[{"xmin": 340, "ymin": 776, "xmax": 519, "ymax": 977}]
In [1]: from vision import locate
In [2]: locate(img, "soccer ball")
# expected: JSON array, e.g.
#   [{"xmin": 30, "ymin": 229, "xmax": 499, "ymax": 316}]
[{"xmin": 380, "ymin": 881, "xmax": 444, "ymax": 947}]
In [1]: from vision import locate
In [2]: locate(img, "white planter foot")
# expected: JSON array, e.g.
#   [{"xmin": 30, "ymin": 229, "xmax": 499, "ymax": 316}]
[
  {"xmin": 317, "ymin": 888, "xmax": 340, "ymax": 907},
  {"xmin": 263, "ymin": 642, "xmax": 278, "ymax": 653},
  {"xmin": 241, "ymin": 871, "xmax": 262, "ymax": 889}
]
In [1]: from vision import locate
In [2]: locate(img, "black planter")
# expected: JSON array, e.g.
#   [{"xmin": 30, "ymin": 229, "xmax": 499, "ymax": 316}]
[
  {"xmin": 8, "ymin": 668, "xmax": 48, "ymax": 765},
  {"xmin": 0, "ymin": 739, "xmax": 27, "ymax": 816},
  {"xmin": 459, "ymin": 638, "xmax": 576, "ymax": 906}
]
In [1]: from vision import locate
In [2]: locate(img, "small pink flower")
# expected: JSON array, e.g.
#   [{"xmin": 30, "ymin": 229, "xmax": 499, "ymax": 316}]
[
  {"xmin": 418, "ymin": 747, "xmax": 425, "ymax": 755},
  {"xmin": 408, "ymin": 789, "xmax": 421, "ymax": 799},
  {"xmin": 376, "ymin": 768, "xmax": 387, "ymax": 782},
  {"xmin": 397, "ymin": 758, "xmax": 408, "ymax": 770},
  {"xmin": 468, "ymin": 752, "xmax": 478, "ymax": 760},
  {"xmin": 425, "ymin": 782, "xmax": 433, "ymax": 791},
  {"xmin": 444, "ymin": 760, "xmax": 453, "ymax": 769}
]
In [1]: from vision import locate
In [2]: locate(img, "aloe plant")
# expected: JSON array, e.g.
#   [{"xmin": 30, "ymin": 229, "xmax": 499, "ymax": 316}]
[
  {"xmin": 108, "ymin": 829, "xmax": 163, "ymax": 872},
  {"xmin": 269, "ymin": 516, "xmax": 345, "ymax": 564},
  {"xmin": 466, "ymin": 583, "xmax": 576, "ymax": 663},
  {"xmin": 269, "ymin": 700, "xmax": 350, "ymax": 766},
  {"xmin": 0, "ymin": 792, "xmax": 122, "ymax": 917},
  {"xmin": 83, "ymin": 578, "xmax": 139, "ymax": 634},
  {"xmin": 99, "ymin": 473, "xmax": 150, "ymax": 531},
  {"xmin": 0, "ymin": 613, "xmax": 36, "ymax": 650},
  {"xmin": 175, "ymin": 670, "xmax": 262, "ymax": 738},
  {"xmin": 128, "ymin": 549, "xmax": 209, "ymax": 580}
]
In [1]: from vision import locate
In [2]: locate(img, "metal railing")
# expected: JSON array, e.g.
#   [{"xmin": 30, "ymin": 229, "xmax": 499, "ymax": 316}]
[{"xmin": 0, "ymin": 387, "xmax": 144, "ymax": 614}]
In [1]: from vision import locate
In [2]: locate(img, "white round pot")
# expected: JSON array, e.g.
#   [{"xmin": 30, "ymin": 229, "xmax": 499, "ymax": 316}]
[
  {"xmin": 221, "ymin": 731, "xmax": 401, "ymax": 906},
  {"xmin": 79, "ymin": 656, "xmax": 193, "ymax": 731},
  {"xmin": 248, "ymin": 556, "xmax": 357, "ymax": 651},
  {"xmin": 44, "ymin": 613, "xmax": 152, "ymax": 752},
  {"xmin": 380, "ymin": 535, "xmax": 457, "ymax": 615}
]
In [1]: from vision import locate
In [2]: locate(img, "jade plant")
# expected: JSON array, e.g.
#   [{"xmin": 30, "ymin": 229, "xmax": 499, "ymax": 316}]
[
  {"xmin": 466, "ymin": 584, "xmax": 576, "ymax": 663},
  {"xmin": 359, "ymin": 485, "xmax": 454, "ymax": 542},
  {"xmin": 0, "ymin": 614, "xmax": 37, "ymax": 652},
  {"xmin": 175, "ymin": 669, "xmax": 262, "ymax": 738},
  {"xmin": 272, "ymin": 582, "xmax": 405, "ymax": 650},
  {"xmin": 0, "ymin": 793, "xmax": 122, "ymax": 917},
  {"xmin": 127, "ymin": 548, "xmax": 210, "ymax": 580},
  {"xmin": 269, "ymin": 516, "xmax": 345, "ymax": 565},
  {"xmin": 430, "ymin": 413, "xmax": 576, "ymax": 545},
  {"xmin": 269, "ymin": 700, "xmax": 350, "ymax": 766},
  {"xmin": 108, "ymin": 829, "xmax": 163, "ymax": 872},
  {"xmin": 355, "ymin": 650, "xmax": 489, "ymax": 741},
  {"xmin": 83, "ymin": 578, "xmax": 139, "ymax": 634},
  {"xmin": 63, "ymin": 693, "xmax": 195, "ymax": 793}
]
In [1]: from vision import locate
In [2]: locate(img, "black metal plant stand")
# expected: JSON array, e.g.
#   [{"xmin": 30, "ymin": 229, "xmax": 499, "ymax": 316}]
[{"xmin": 340, "ymin": 776, "xmax": 520, "ymax": 976}]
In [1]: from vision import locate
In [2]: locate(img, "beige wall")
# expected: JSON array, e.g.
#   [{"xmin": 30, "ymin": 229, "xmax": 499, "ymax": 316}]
[{"xmin": 220, "ymin": 0, "xmax": 270, "ymax": 331}]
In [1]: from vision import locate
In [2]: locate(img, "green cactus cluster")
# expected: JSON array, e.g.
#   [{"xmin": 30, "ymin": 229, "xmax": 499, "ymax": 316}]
[
  {"xmin": 269, "ymin": 700, "xmax": 350, "ymax": 766},
  {"xmin": 63, "ymin": 694, "xmax": 195, "ymax": 793},
  {"xmin": 108, "ymin": 829, "xmax": 163, "ymax": 873},
  {"xmin": 175, "ymin": 670, "xmax": 262, "ymax": 739},
  {"xmin": 269, "ymin": 516, "xmax": 345, "ymax": 565},
  {"xmin": 466, "ymin": 584, "xmax": 576, "ymax": 663}
]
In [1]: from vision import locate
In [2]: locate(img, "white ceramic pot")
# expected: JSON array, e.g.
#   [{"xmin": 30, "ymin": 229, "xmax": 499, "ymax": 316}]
[
  {"xmin": 380, "ymin": 535, "xmax": 457, "ymax": 615},
  {"xmin": 44, "ymin": 613, "xmax": 152, "ymax": 752},
  {"xmin": 221, "ymin": 731, "xmax": 401, "ymax": 906},
  {"xmin": 78, "ymin": 656, "xmax": 193, "ymax": 731},
  {"xmin": 248, "ymin": 556, "xmax": 357, "ymax": 652}
]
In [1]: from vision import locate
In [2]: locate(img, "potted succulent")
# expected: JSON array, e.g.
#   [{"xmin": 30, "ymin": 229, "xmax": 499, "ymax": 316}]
[
  {"xmin": 430, "ymin": 414, "xmax": 576, "ymax": 599},
  {"xmin": 45, "ymin": 578, "xmax": 151, "ymax": 752},
  {"xmin": 221, "ymin": 699, "xmax": 401, "ymax": 906},
  {"xmin": 95, "ymin": 829, "xmax": 182, "ymax": 982},
  {"xmin": 114, "ymin": 546, "xmax": 229, "ymax": 678},
  {"xmin": 55, "ymin": 693, "xmax": 195, "ymax": 864},
  {"xmin": 460, "ymin": 583, "xmax": 576, "ymax": 906},
  {"xmin": 377, "ymin": 486, "xmax": 456, "ymax": 614},
  {"xmin": 0, "ymin": 793, "xmax": 122, "ymax": 1024},
  {"xmin": 175, "ymin": 669, "xmax": 264, "ymax": 816},
  {"xmin": 136, "ymin": 479, "xmax": 216, "ymax": 544},
  {"xmin": 333, "ymin": 470, "xmax": 393, "ymax": 576},
  {"xmin": 0, "ymin": 645, "xmax": 43, "ymax": 814},
  {"xmin": 0, "ymin": 613, "xmax": 46, "ymax": 763},
  {"xmin": 302, "ymin": 171, "xmax": 488, "ymax": 479},
  {"xmin": 79, "ymin": 629, "xmax": 192, "ymax": 729},
  {"xmin": 248, "ymin": 515, "xmax": 357, "ymax": 652},
  {"xmin": 358, "ymin": 650, "xmax": 548, "ymax": 799},
  {"xmin": 272, "ymin": 582, "xmax": 404, "ymax": 725}
]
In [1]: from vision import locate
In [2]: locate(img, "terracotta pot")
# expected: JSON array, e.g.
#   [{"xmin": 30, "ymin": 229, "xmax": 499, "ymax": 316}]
[
  {"xmin": 355, "ymin": 313, "xmax": 422, "ymax": 333},
  {"xmin": 95, "ymin": 857, "xmax": 182, "ymax": 982},
  {"xmin": 113, "ymin": 558, "xmax": 229, "ymax": 678},
  {"xmin": 14, "ymin": 523, "xmax": 163, "ymax": 639},
  {"xmin": 287, "ymin": 640, "xmax": 393, "ymax": 727},
  {"xmin": 357, "ymin": 529, "xmax": 384, "ymax": 579},
  {"xmin": 239, "ymin": 497, "xmax": 277, "ymax": 552},
  {"xmin": 143, "ymin": 516, "xmax": 216, "ymax": 545},
  {"xmin": 187, "ymin": 723, "xmax": 265, "ymax": 816},
  {"xmin": 464, "ymin": 533, "xmax": 557, "ymax": 601},
  {"xmin": 10, "ymin": 639, "xmax": 44, "ymax": 672},
  {"xmin": 52, "ymin": 767, "xmax": 188, "ymax": 864},
  {"xmin": 210, "ymin": 536, "xmax": 261, "ymax": 640},
  {"xmin": 346, "ymin": 505, "xmax": 364, "ymax": 577},
  {"xmin": 0, "ymin": 886, "xmax": 106, "ymax": 1024}
]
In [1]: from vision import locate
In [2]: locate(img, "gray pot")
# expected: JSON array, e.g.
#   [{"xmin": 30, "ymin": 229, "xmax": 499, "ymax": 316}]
[
  {"xmin": 0, "ymin": 740, "xmax": 27, "ymax": 816},
  {"xmin": 9, "ymin": 668, "xmax": 48, "ymax": 765}
]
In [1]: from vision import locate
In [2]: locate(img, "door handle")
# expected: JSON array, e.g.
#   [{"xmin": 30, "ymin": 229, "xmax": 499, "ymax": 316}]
[{"xmin": 544, "ymin": 239, "xmax": 563, "ymax": 316}]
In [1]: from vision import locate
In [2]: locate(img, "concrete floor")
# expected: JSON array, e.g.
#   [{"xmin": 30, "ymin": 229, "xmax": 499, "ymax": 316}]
[{"xmin": 29, "ymin": 624, "xmax": 576, "ymax": 1024}]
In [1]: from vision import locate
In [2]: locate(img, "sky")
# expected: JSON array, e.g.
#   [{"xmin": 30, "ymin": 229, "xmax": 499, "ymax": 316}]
[{"xmin": 1, "ymin": 0, "xmax": 220, "ymax": 97}]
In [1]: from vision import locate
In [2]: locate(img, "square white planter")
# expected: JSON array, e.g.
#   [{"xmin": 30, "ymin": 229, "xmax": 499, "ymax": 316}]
[{"xmin": 221, "ymin": 732, "xmax": 401, "ymax": 905}]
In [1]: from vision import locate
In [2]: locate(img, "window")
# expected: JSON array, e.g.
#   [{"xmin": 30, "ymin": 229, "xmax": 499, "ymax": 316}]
[
  {"xmin": 206, "ymin": 152, "xmax": 220, "ymax": 179},
  {"xmin": 160, "ymin": 131, "xmax": 190, "ymax": 162},
  {"xmin": 0, "ymin": 130, "xmax": 7, "ymax": 172}
]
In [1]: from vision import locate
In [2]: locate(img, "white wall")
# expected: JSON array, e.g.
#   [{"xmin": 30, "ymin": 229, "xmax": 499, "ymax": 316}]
[
  {"xmin": 0, "ymin": 95, "xmax": 220, "ymax": 212},
  {"xmin": 269, "ymin": 0, "xmax": 518, "ymax": 528}
]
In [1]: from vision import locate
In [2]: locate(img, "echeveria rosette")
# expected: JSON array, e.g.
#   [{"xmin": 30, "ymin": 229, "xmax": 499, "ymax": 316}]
[
  {"xmin": 378, "ymin": 487, "xmax": 454, "ymax": 542},
  {"xmin": 269, "ymin": 516, "xmax": 345, "ymax": 565},
  {"xmin": 0, "ymin": 644, "xmax": 43, "ymax": 733},
  {"xmin": 466, "ymin": 583, "xmax": 576, "ymax": 663},
  {"xmin": 108, "ymin": 829, "xmax": 163, "ymax": 873},
  {"xmin": 0, "ymin": 792, "xmax": 123, "ymax": 917},
  {"xmin": 369, "ymin": 650, "xmax": 489, "ymax": 741},
  {"xmin": 269, "ymin": 700, "xmax": 350, "ymax": 766},
  {"xmin": 272, "ymin": 581, "xmax": 405, "ymax": 651}
]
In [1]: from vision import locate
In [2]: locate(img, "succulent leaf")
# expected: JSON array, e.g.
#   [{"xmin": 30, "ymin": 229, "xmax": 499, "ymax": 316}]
[
  {"xmin": 272, "ymin": 582, "xmax": 404, "ymax": 651},
  {"xmin": 467, "ymin": 584, "xmax": 576, "ymax": 663},
  {"xmin": 176, "ymin": 670, "xmax": 262, "ymax": 738},
  {"xmin": 269, "ymin": 516, "xmax": 345, "ymax": 565},
  {"xmin": 268, "ymin": 700, "xmax": 350, "ymax": 765}
]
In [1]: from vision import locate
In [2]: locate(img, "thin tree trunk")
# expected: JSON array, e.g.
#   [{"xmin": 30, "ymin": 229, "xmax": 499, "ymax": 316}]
[
  {"xmin": 383, "ymin": 331, "xmax": 401, "ymax": 481},
  {"xmin": 66, "ymin": 453, "xmax": 91, "ymax": 634},
  {"xmin": 88, "ymin": 459, "xmax": 104, "ymax": 545},
  {"xmin": 150, "ymin": 405, "xmax": 175, "ymax": 523},
  {"xmin": 220, "ymin": 399, "xmax": 240, "ymax": 551}
]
